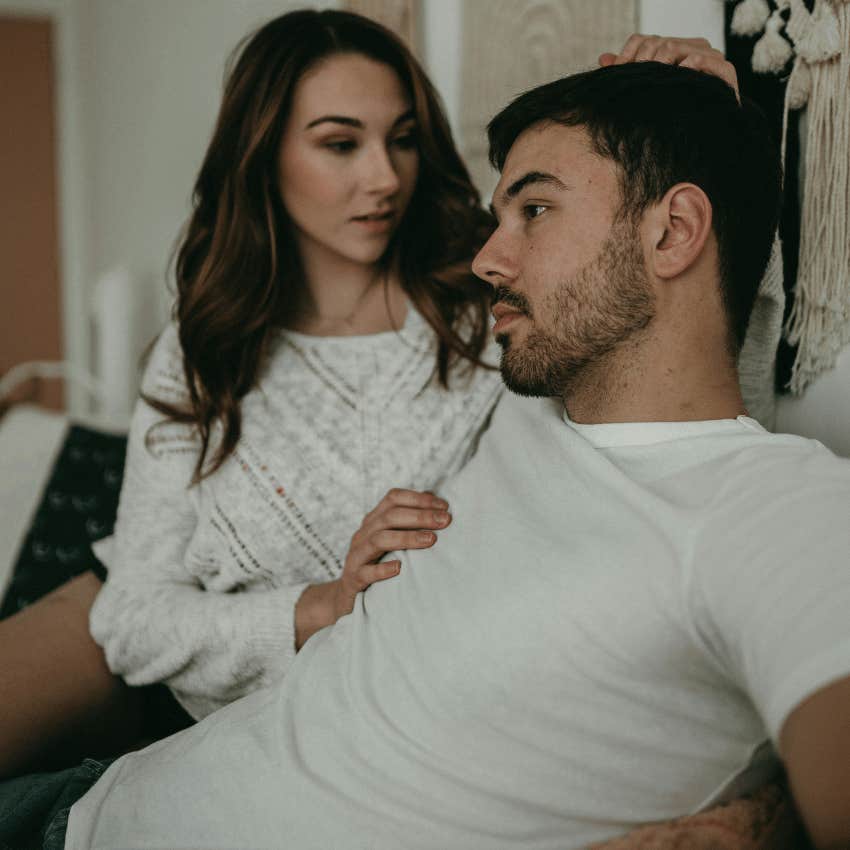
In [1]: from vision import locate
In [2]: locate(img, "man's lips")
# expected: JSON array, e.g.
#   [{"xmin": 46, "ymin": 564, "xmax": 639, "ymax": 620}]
[{"xmin": 491, "ymin": 303, "xmax": 526, "ymax": 334}]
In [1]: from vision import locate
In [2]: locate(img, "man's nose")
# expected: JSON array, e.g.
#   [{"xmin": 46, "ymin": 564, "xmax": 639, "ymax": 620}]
[
  {"xmin": 364, "ymin": 144, "xmax": 401, "ymax": 196},
  {"xmin": 472, "ymin": 229, "xmax": 517, "ymax": 285}
]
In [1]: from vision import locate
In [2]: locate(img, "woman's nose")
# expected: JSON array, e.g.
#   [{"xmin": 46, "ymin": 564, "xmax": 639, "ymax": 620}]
[{"xmin": 363, "ymin": 145, "xmax": 401, "ymax": 196}]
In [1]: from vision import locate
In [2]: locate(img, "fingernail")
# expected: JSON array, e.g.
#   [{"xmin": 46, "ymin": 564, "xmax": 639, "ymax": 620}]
[
  {"xmin": 418, "ymin": 531, "xmax": 436, "ymax": 543},
  {"xmin": 433, "ymin": 512, "xmax": 449, "ymax": 526},
  {"xmin": 432, "ymin": 498, "xmax": 448, "ymax": 510}
]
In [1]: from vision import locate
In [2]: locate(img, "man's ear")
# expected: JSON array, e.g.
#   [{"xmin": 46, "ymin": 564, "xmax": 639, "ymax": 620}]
[{"xmin": 644, "ymin": 183, "xmax": 713, "ymax": 280}]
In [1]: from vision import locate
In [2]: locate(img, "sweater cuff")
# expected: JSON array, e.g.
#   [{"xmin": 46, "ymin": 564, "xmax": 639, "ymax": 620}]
[{"xmin": 249, "ymin": 581, "xmax": 313, "ymax": 687}]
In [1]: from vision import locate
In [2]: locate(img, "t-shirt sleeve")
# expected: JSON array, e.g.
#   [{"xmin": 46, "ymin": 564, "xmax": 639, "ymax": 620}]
[
  {"xmin": 689, "ymin": 447, "xmax": 850, "ymax": 746},
  {"xmin": 89, "ymin": 323, "xmax": 310, "ymax": 720}
]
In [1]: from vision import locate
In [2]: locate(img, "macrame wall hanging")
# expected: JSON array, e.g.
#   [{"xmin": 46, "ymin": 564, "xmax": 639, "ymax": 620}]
[{"xmin": 728, "ymin": 0, "xmax": 850, "ymax": 395}]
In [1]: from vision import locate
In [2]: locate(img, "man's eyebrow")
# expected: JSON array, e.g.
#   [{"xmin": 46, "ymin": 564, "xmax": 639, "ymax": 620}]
[
  {"xmin": 494, "ymin": 171, "xmax": 569, "ymax": 211},
  {"xmin": 304, "ymin": 109, "xmax": 415, "ymax": 131}
]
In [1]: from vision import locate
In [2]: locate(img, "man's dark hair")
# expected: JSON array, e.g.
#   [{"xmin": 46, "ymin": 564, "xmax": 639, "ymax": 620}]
[{"xmin": 487, "ymin": 62, "xmax": 783, "ymax": 352}]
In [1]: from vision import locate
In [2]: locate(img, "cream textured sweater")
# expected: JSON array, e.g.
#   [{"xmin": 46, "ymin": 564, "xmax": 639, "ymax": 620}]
[{"xmin": 90, "ymin": 308, "xmax": 503, "ymax": 719}]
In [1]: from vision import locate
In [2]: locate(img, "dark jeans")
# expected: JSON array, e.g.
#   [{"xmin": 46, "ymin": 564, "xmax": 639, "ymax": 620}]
[{"xmin": 0, "ymin": 758, "xmax": 111, "ymax": 850}]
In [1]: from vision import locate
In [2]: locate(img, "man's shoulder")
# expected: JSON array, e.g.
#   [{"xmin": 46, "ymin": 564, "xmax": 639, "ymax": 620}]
[
  {"xmin": 699, "ymin": 427, "xmax": 850, "ymax": 554},
  {"xmin": 730, "ymin": 427, "xmax": 850, "ymax": 492}
]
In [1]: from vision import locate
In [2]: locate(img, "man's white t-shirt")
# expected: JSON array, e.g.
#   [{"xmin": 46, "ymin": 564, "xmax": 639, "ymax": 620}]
[{"xmin": 66, "ymin": 394, "xmax": 850, "ymax": 849}]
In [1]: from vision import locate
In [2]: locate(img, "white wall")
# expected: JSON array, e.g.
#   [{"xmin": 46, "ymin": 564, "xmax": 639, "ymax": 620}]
[
  {"xmin": 1, "ymin": 0, "xmax": 90, "ymax": 415},
  {"xmin": 12, "ymin": 0, "xmax": 849, "ymax": 454},
  {"xmin": 773, "ymin": 79, "xmax": 850, "ymax": 456},
  {"xmin": 420, "ymin": 0, "xmax": 850, "ymax": 459},
  {"xmin": 421, "ymin": 0, "xmax": 463, "ymax": 137},
  {"xmin": 80, "ymin": 0, "xmax": 338, "ymax": 342},
  {"xmin": 640, "ymin": 0, "xmax": 850, "ymax": 456},
  {"xmin": 639, "ymin": 0, "xmax": 724, "ymax": 47},
  {"xmin": 776, "ymin": 351, "xmax": 850, "ymax": 456},
  {"xmin": 79, "ymin": 0, "xmax": 726, "ymax": 346},
  {"xmin": 421, "ymin": 0, "xmax": 727, "ymax": 164},
  {"xmin": 3, "ymin": 0, "xmax": 338, "ymax": 419}
]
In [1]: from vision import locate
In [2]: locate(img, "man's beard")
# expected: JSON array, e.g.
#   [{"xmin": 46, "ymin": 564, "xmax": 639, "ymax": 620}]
[{"xmin": 496, "ymin": 220, "xmax": 655, "ymax": 398}]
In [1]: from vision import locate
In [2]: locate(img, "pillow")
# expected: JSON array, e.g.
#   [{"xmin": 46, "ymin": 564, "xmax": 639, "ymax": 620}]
[{"xmin": 0, "ymin": 425, "xmax": 126, "ymax": 619}]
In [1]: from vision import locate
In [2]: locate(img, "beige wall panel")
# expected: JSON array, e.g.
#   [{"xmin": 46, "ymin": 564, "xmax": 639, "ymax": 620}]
[{"xmin": 460, "ymin": 0, "xmax": 638, "ymax": 194}]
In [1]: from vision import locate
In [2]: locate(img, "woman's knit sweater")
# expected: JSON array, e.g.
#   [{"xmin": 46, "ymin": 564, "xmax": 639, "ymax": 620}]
[{"xmin": 90, "ymin": 308, "xmax": 503, "ymax": 719}]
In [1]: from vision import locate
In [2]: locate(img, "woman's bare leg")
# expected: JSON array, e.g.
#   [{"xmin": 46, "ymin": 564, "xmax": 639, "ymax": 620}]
[{"xmin": 0, "ymin": 571, "xmax": 141, "ymax": 778}]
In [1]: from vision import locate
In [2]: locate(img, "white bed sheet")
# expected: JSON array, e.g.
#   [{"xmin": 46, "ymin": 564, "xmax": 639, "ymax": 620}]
[{"xmin": 0, "ymin": 405, "xmax": 69, "ymax": 600}]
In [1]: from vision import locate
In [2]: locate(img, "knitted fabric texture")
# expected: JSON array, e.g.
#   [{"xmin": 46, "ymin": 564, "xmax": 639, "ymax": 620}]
[
  {"xmin": 90, "ymin": 309, "xmax": 504, "ymax": 719},
  {"xmin": 739, "ymin": 234, "xmax": 786, "ymax": 429}
]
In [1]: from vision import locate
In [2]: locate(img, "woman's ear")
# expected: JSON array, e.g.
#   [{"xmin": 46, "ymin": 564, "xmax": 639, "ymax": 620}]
[{"xmin": 645, "ymin": 183, "xmax": 713, "ymax": 280}]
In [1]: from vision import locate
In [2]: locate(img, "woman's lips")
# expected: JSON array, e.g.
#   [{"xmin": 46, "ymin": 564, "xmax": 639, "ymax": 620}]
[{"xmin": 351, "ymin": 211, "xmax": 394, "ymax": 234}]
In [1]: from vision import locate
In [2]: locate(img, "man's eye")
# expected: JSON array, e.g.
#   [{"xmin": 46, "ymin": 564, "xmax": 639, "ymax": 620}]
[
  {"xmin": 523, "ymin": 204, "xmax": 547, "ymax": 220},
  {"xmin": 325, "ymin": 140, "xmax": 357, "ymax": 154}
]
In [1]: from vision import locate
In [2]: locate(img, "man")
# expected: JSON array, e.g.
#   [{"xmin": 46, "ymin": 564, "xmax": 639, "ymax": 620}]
[{"xmin": 33, "ymin": 58, "xmax": 850, "ymax": 850}]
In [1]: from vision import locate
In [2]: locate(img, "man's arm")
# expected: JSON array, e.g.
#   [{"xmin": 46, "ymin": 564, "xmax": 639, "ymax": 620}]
[
  {"xmin": 780, "ymin": 673, "xmax": 850, "ymax": 849},
  {"xmin": 588, "ymin": 783, "xmax": 810, "ymax": 850}
]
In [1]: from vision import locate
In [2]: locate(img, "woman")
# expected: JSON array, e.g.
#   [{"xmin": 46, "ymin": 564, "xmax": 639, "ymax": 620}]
[
  {"xmin": 1, "ymin": 8, "xmax": 501, "ymax": 777},
  {"xmin": 0, "ymin": 11, "xmax": 738, "ymax": 778},
  {"xmin": 85, "ymin": 9, "xmax": 504, "ymax": 723}
]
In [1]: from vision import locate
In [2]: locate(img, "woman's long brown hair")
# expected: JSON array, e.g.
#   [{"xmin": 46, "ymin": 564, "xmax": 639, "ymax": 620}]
[{"xmin": 149, "ymin": 9, "xmax": 495, "ymax": 482}]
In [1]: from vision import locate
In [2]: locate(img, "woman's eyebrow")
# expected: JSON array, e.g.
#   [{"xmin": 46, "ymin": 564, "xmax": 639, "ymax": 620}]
[
  {"xmin": 305, "ymin": 115, "xmax": 363, "ymax": 130},
  {"xmin": 391, "ymin": 109, "xmax": 415, "ymax": 128},
  {"xmin": 304, "ymin": 109, "xmax": 415, "ymax": 131}
]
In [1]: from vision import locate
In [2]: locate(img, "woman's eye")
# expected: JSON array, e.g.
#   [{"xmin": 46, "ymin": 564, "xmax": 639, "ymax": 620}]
[
  {"xmin": 391, "ymin": 133, "xmax": 417, "ymax": 150},
  {"xmin": 325, "ymin": 140, "xmax": 357, "ymax": 154},
  {"xmin": 523, "ymin": 204, "xmax": 547, "ymax": 220}
]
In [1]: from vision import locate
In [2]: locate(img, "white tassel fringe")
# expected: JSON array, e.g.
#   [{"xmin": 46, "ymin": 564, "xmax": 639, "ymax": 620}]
[
  {"xmin": 732, "ymin": 0, "xmax": 772, "ymax": 37},
  {"xmin": 784, "ymin": 0, "xmax": 850, "ymax": 393},
  {"xmin": 786, "ymin": 56, "xmax": 812, "ymax": 108},
  {"xmin": 785, "ymin": 0, "xmax": 813, "ymax": 46},
  {"xmin": 794, "ymin": 0, "xmax": 842, "ymax": 63},
  {"xmin": 752, "ymin": 10, "xmax": 794, "ymax": 72}
]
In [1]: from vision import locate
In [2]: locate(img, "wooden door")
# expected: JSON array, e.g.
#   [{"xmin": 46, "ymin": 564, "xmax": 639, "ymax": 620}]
[{"xmin": 0, "ymin": 15, "xmax": 63, "ymax": 410}]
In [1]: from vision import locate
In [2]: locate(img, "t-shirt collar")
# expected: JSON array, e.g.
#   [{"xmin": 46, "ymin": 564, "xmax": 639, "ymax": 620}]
[{"xmin": 562, "ymin": 410, "xmax": 765, "ymax": 448}]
